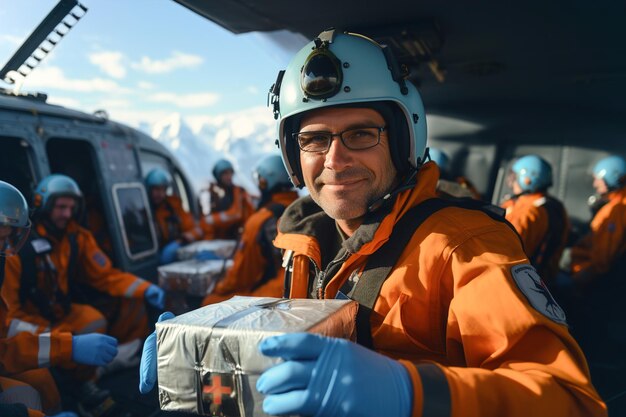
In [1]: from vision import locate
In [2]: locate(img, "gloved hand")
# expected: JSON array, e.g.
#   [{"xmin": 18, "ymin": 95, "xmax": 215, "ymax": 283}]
[
  {"xmin": 159, "ymin": 241, "xmax": 181, "ymax": 265},
  {"xmin": 145, "ymin": 285, "xmax": 166, "ymax": 310},
  {"xmin": 47, "ymin": 412, "xmax": 78, "ymax": 417},
  {"xmin": 257, "ymin": 333, "xmax": 413, "ymax": 417},
  {"xmin": 139, "ymin": 311, "xmax": 175, "ymax": 394},
  {"xmin": 194, "ymin": 250, "xmax": 220, "ymax": 261},
  {"xmin": 72, "ymin": 333, "xmax": 118, "ymax": 366}
]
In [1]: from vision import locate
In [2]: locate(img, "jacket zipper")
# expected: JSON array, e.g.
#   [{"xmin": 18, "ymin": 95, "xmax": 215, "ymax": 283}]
[{"xmin": 316, "ymin": 251, "xmax": 349, "ymax": 299}]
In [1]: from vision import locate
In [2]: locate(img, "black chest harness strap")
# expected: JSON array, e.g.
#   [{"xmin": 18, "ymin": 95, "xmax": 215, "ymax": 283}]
[
  {"xmin": 338, "ymin": 197, "xmax": 518, "ymax": 349},
  {"xmin": 530, "ymin": 196, "xmax": 565, "ymax": 275},
  {"xmin": 255, "ymin": 203, "xmax": 288, "ymax": 290},
  {"xmin": 18, "ymin": 232, "xmax": 78, "ymax": 323}
]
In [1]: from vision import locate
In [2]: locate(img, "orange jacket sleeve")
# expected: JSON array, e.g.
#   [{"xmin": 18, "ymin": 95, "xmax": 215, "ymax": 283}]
[
  {"xmin": 506, "ymin": 203, "xmax": 549, "ymax": 257},
  {"xmin": 572, "ymin": 199, "xmax": 626, "ymax": 275},
  {"xmin": 0, "ymin": 330, "xmax": 73, "ymax": 374},
  {"xmin": 168, "ymin": 196, "xmax": 203, "ymax": 242},
  {"xmin": 205, "ymin": 187, "xmax": 254, "ymax": 232},
  {"xmin": 400, "ymin": 236, "xmax": 606, "ymax": 417},
  {"xmin": 76, "ymin": 228, "xmax": 151, "ymax": 298}
]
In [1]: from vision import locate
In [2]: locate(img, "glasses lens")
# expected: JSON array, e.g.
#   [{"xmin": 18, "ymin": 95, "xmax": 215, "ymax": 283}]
[
  {"xmin": 297, "ymin": 132, "xmax": 331, "ymax": 153},
  {"xmin": 301, "ymin": 50, "xmax": 342, "ymax": 99},
  {"xmin": 342, "ymin": 128, "xmax": 381, "ymax": 150}
]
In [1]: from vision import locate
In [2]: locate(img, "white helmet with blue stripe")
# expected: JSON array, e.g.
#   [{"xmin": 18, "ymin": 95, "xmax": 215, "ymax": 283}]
[
  {"xmin": 593, "ymin": 155, "xmax": 626, "ymax": 191},
  {"xmin": 269, "ymin": 29, "xmax": 427, "ymax": 188}
]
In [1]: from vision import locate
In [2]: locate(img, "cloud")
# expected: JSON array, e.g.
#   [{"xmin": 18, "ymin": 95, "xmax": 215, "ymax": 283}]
[
  {"xmin": 246, "ymin": 86, "xmax": 260, "ymax": 94},
  {"xmin": 131, "ymin": 51, "xmax": 203, "ymax": 74},
  {"xmin": 46, "ymin": 96, "xmax": 82, "ymax": 109},
  {"xmin": 21, "ymin": 66, "xmax": 131, "ymax": 94},
  {"xmin": 89, "ymin": 51, "xmax": 126, "ymax": 78},
  {"xmin": 146, "ymin": 91, "xmax": 220, "ymax": 108},
  {"xmin": 0, "ymin": 34, "xmax": 23, "ymax": 47},
  {"xmin": 137, "ymin": 81, "xmax": 155, "ymax": 90}
]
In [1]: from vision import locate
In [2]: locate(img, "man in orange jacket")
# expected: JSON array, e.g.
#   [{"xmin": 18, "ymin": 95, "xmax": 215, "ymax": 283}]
[
  {"xmin": 429, "ymin": 147, "xmax": 482, "ymax": 200},
  {"xmin": 145, "ymin": 168, "xmax": 203, "ymax": 265},
  {"xmin": 0, "ymin": 180, "xmax": 116, "ymax": 417},
  {"xmin": 1, "ymin": 175, "xmax": 163, "ymax": 417},
  {"xmin": 256, "ymin": 30, "xmax": 606, "ymax": 417},
  {"xmin": 501, "ymin": 155, "xmax": 569, "ymax": 283},
  {"xmin": 200, "ymin": 159, "xmax": 254, "ymax": 240},
  {"xmin": 202, "ymin": 154, "xmax": 299, "ymax": 305},
  {"xmin": 569, "ymin": 155, "xmax": 626, "ymax": 284}
]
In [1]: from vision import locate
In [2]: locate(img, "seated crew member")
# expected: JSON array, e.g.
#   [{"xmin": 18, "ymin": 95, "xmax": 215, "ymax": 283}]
[
  {"xmin": 1, "ymin": 175, "xmax": 163, "ymax": 417},
  {"xmin": 569, "ymin": 155, "xmax": 626, "ymax": 285},
  {"xmin": 429, "ymin": 147, "xmax": 482, "ymax": 199},
  {"xmin": 140, "ymin": 30, "xmax": 606, "ymax": 417},
  {"xmin": 0, "ymin": 180, "xmax": 115, "ymax": 417},
  {"xmin": 202, "ymin": 154, "xmax": 299, "ymax": 305},
  {"xmin": 145, "ymin": 168, "xmax": 203, "ymax": 265},
  {"xmin": 200, "ymin": 159, "xmax": 254, "ymax": 240},
  {"xmin": 501, "ymin": 155, "xmax": 569, "ymax": 282}
]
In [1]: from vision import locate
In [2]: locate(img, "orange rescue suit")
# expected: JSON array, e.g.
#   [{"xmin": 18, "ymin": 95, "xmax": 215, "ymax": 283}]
[
  {"xmin": 201, "ymin": 185, "xmax": 254, "ymax": 240},
  {"xmin": 153, "ymin": 195, "xmax": 202, "ymax": 248},
  {"xmin": 1, "ymin": 220, "xmax": 150, "ymax": 333},
  {"xmin": 202, "ymin": 191, "xmax": 299, "ymax": 305},
  {"xmin": 274, "ymin": 162, "xmax": 606, "ymax": 417},
  {"xmin": 571, "ymin": 187, "xmax": 626, "ymax": 276},
  {"xmin": 502, "ymin": 192, "xmax": 569, "ymax": 281}
]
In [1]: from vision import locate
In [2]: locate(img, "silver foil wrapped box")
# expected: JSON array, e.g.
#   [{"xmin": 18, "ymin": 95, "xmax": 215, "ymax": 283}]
[
  {"xmin": 156, "ymin": 296, "xmax": 358, "ymax": 416},
  {"xmin": 177, "ymin": 239, "xmax": 238, "ymax": 261},
  {"xmin": 158, "ymin": 259, "xmax": 234, "ymax": 295}
]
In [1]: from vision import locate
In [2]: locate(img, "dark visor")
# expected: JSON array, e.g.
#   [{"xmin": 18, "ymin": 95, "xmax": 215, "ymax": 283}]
[{"xmin": 300, "ymin": 48, "xmax": 343, "ymax": 99}]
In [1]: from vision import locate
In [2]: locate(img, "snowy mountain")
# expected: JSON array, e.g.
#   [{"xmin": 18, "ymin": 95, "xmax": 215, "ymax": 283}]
[{"xmin": 147, "ymin": 106, "xmax": 280, "ymax": 197}]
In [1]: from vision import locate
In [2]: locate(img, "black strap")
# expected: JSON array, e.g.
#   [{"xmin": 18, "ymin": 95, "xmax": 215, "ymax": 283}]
[
  {"xmin": 0, "ymin": 256, "xmax": 5, "ymax": 288},
  {"xmin": 164, "ymin": 199, "xmax": 182, "ymax": 244},
  {"xmin": 530, "ymin": 196, "xmax": 566, "ymax": 276},
  {"xmin": 341, "ymin": 197, "xmax": 517, "ymax": 348}
]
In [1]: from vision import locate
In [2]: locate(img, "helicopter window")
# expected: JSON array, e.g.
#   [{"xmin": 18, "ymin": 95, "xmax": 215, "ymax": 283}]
[
  {"xmin": 0, "ymin": 136, "xmax": 37, "ymax": 203},
  {"xmin": 112, "ymin": 183, "xmax": 158, "ymax": 260}
]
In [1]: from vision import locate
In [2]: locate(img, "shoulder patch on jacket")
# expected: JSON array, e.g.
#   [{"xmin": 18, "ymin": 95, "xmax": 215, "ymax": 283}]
[
  {"xmin": 93, "ymin": 251, "xmax": 108, "ymax": 268},
  {"xmin": 511, "ymin": 264, "xmax": 567, "ymax": 325}
]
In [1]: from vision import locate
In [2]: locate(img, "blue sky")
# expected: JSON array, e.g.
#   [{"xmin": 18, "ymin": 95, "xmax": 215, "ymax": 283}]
[{"xmin": 0, "ymin": 0, "xmax": 306, "ymax": 128}]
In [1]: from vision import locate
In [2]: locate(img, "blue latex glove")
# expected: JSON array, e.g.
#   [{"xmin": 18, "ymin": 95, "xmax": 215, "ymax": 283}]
[
  {"xmin": 159, "ymin": 241, "xmax": 181, "ymax": 265},
  {"xmin": 47, "ymin": 412, "xmax": 78, "ymax": 417},
  {"xmin": 257, "ymin": 333, "xmax": 413, "ymax": 417},
  {"xmin": 145, "ymin": 285, "xmax": 166, "ymax": 310},
  {"xmin": 72, "ymin": 333, "xmax": 118, "ymax": 366},
  {"xmin": 194, "ymin": 250, "xmax": 220, "ymax": 261},
  {"xmin": 139, "ymin": 311, "xmax": 175, "ymax": 394}
]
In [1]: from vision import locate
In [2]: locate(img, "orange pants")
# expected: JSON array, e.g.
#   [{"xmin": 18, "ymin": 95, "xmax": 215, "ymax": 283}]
[{"xmin": 0, "ymin": 368, "xmax": 60, "ymax": 415}]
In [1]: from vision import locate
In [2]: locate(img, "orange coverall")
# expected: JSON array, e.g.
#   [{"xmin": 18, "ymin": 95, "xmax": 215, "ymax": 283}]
[
  {"xmin": 274, "ymin": 162, "xmax": 606, "ymax": 417},
  {"xmin": 201, "ymin": 185, "xmax": 254, "ymax": 240},
  {"xmin": 153, "ymin": 195, "xmax": 203, "ymax": 248},
  {"xmin": 502, "ymin": 192, "xmax": 569, "ymax": 281},
  {"xmin": 1, "ymin": 221, "xmax": 151, "ymax": 379},
  {"xmin": 571, "ymin": 187, "xmax": 626, "ymax": 276},
  {"xmin": 202, "ymin": 191, "xmax": 299, "ymax": 305}
]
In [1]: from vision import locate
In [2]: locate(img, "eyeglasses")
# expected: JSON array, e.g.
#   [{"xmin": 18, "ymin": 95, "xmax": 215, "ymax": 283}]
[{"xmin": 294, "ymin": 126, "xmax": 386, "ymax": 153}]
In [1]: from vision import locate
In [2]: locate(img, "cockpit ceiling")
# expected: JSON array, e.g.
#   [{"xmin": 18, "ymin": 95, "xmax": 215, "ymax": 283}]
[{"xmin": 173, "ymin": 0, "xmax": 626, "ymax": 117}]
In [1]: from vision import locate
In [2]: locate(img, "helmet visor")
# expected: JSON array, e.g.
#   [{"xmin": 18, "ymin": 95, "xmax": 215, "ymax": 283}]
[
  {"xmin": 0, "ymin": 221, "xmax": 31, "ymax": 257},
  {"xmin": 300, "ymin": 49, "xmax": 343, "ymax": 99}
]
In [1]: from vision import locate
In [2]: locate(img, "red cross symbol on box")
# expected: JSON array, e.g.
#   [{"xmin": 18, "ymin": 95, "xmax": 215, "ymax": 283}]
[{"xmin": 203, "ymin": 374, "xmax": 233, "ymax": 406}]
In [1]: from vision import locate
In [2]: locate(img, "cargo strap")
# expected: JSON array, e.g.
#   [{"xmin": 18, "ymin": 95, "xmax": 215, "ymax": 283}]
[{"xmin": 339, "ymin": 197, "xmax": 518, "ymax": 349}]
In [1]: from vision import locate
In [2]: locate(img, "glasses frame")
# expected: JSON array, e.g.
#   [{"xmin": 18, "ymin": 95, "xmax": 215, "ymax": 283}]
[{"xmin": 293, "ymin": 126, "xmax": 387, "ymax": 153}]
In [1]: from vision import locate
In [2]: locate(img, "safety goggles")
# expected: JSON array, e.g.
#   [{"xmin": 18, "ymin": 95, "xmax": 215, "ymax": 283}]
[
  {"xmin": 300, "ymin": 47, "xmax": 343, "ymax": 99},
  {"xmin": 294, "ymin": 126, "xmax": 386, "ymax": 153}
]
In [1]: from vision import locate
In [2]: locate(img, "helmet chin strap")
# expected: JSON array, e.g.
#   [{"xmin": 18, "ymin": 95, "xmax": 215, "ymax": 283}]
[{"xmin": 367, "ymin": 168, "xmax": 419, "ymax": 213}]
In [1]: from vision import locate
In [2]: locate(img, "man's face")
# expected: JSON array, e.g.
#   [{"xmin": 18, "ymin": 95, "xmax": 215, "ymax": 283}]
[
  {"xmin": 593, "ymin": 175, "xmax": 608, "ymax": 195},
  {"xmin": 49, "ymin": 196, "xmax": 76, "ymax": 230},
  {"xmin": 150, "ymin": 186, "xmax": 168, "ymax": 206},
  {"xmin": 219, "ymin": 169, "xmax": 234, "ymax": 187},
  {"xmin": 299, "ymin": 107, "xmax": 398, "ymax": 221}
]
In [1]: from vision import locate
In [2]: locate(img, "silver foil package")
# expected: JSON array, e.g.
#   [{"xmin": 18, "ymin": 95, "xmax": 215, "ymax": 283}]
[
  {"xmin": 177, "ymin": 239, "xmax": 238, "ymax": 261},
  {"xmin": 156, "ymin": 296, "xmax": 358, "ymax": 416},
  {"xmin": 158, "ymin": 259, "xmax": 234, "ymax": 295}
]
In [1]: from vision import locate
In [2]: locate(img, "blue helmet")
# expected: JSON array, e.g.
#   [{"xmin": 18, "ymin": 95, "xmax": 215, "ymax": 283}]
[
  {"xmin": 254, "ymin": 154, "xmax": 293, "ymax": 192},
  {"xmin": 0, "ymin": 181, "xmax": 31, "ymax": 256},
  {"xmin": 212, "ymin": 159, "xmax": 234, "ymax": 182},
  {"xmin": 428, "ymin": 148, "xmax": 450, "ymax": 173},
  {"xmin": 33, "ymin": 174, "xmax": 83, "ymax": 213},
  {"xmin": 511, "ymin": 155, "xmax": 553, "ymax": 193},
  {"xmin": 145, "ymin": 168, "xmax": 173, "ymax": 189},
  {"xmin": 593, "ymin": 155, "xmax": 626, "ymax": 191},
  {"xmin": 270, "ymin": 29, "xmax": 427, "ymax": 188}
]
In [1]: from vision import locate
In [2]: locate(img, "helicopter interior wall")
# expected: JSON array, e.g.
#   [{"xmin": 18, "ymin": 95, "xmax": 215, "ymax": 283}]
[{"xmin": 0, "ymin": 136, "xmax": 37, "ymax": 204}]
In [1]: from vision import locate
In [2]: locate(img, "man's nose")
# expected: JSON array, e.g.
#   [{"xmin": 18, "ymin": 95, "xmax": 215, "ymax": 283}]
[{"xmin": 324, "ymin": 136, "xmax": 353, "ymax": 170}]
